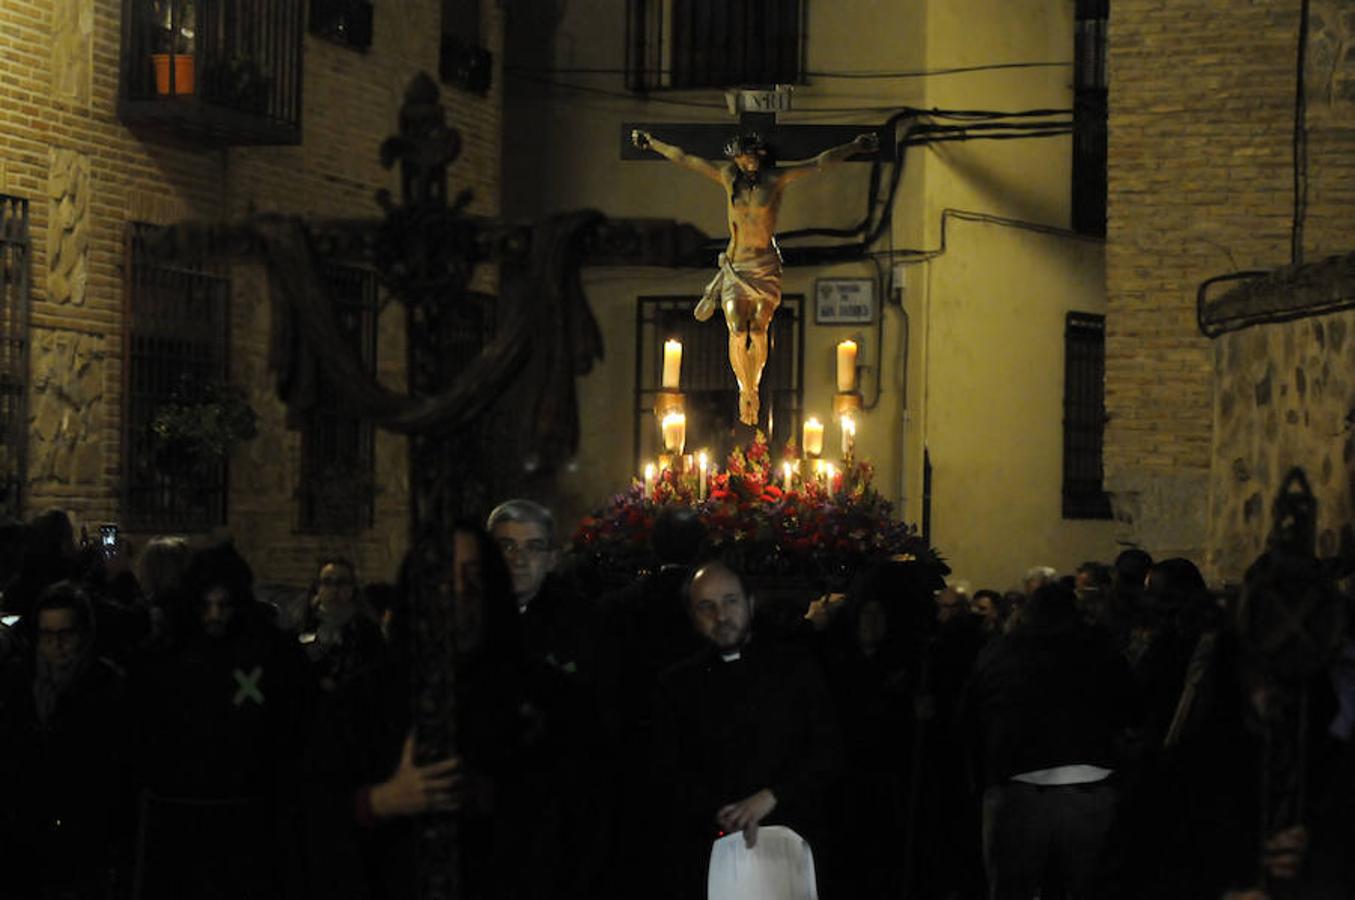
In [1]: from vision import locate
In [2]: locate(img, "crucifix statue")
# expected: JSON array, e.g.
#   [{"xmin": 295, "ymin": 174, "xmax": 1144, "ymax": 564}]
[{"xmin": 627, "ymin": 90, "xmax": 879, "ymax": 426}]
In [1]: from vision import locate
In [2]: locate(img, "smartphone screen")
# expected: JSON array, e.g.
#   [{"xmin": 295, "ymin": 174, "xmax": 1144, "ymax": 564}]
[
  {"xmin": 100, "ymin": 523, "xmax": 118, "ymax": 557},
  {"xmin": 0, "ymin": 615, "xmax": 19, "ymax": 628}
]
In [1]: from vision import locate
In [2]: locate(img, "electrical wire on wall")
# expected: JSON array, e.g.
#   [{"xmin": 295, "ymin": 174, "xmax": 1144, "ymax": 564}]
[
  {"xmin": 778, "ymin": 109, "xmax": 1073, "ymax": 268},
  {"xmin": 1196, "ymin": 0, "xmax": 1313, "ymax": 336},
  {"xmin": 506, "ymin": 69, "xmax": 1074, "ymax": 268},
  {"xmin": 505, "ymin": 60, "xmax": 1072, "ymax": 80},
  {"xmin": 1291, "ymin": 0, "xmax": 1310, "ymax": 267}
]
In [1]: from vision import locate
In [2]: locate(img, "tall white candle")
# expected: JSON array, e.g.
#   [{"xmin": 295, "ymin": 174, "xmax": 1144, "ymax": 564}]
[
  {"xmin": 643, "ymin": 462, "xmax": 656, "ymax": 496},
  {"xmin": 661, "ymin": 412, "xmax": 686, "ymax": 453},
  {"xmin": 840, "ymin": 415, "xmax": 856, "ymax": 457},
  {"xmin": 836, "ymin": 340, "xmax": 858, "ymax": 392},
  {"xmin": 698, "ymin": 451, "xmax": 708, "ymax": 500},
  {"xmin": 803, "ymin": 417, "xmax": 824, "ymax": 457},
  {"xmin": 826, "ymin": 463, "xmax": 838, "ymax": 498},
  {"xmin": 783, "ymin": 461, "xmax": 793, "ymax": 493},
  {"xmin": 662, "ymin": 340, "xmax": 683, "ymax": 389}
]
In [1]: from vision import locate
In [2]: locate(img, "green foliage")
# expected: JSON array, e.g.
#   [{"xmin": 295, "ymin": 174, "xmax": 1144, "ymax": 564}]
[{"xmin": 150, "ymin": 376, "xmax": 258, "ymax": 469}]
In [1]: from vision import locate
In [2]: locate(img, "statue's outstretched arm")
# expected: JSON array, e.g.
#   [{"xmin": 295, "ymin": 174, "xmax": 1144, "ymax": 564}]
[
  {"xmin": 778, "ymin": 133, "xmax": 879, "ymax": 186},
  {"xmin": 632, "ymin": 129, "xmax": 725, "ymax": 184}
]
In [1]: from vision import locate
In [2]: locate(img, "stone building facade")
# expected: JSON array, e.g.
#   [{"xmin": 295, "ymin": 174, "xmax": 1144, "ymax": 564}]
[
  {"xmin": 0, "ymin": 0, "xmax": 503, "ymax": 587},
  {"xmin": 1106, "ymin": 0, "xmax": 1355, "ymax": 579}
]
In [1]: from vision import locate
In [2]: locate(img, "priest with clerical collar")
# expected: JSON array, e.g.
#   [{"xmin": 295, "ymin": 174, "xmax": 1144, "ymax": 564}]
[{"xmin": 651, "ymin": 560, "xmax": 841, "ymax": 899}]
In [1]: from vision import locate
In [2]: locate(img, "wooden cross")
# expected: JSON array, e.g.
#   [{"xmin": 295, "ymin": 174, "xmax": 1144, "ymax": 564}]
[{"xmin": 620, "ymin": 86, "xmax": 884, "ymax": 164}]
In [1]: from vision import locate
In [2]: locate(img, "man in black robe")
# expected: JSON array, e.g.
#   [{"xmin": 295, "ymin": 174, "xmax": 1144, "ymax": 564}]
[{"xmin": 652, "ymin": 561, "xmax": 841, "ymax": 899}]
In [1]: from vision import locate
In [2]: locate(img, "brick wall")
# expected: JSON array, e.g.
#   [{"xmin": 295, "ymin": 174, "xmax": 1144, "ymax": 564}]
[
  {"xmin": 1107, "ymin": 0, "xmax": 1355, "ymax": 569},
  {"xmin": 1107, "ymin": 1, "xmax": 1301, "ymax": 561},
  {"xmin": 0, "ymin": 0, "xmax": 502, "ymax": 588}
]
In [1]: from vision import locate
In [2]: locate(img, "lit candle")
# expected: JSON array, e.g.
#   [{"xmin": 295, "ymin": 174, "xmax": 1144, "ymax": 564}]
[
  {"xmin": 840, "ymin": 415, "xmax": 856, "ymax": 457},
  {"xmin": 661, "ymin": 412, "xmax": 686, "ymax": 454},
  {"xmin": 803, "ymin": 417, "xmax": 824, "ymax": 457},
  {"xmin": 662, "ymin": 339, "xmax": 683, "ymax": 389},
  {"xmin": 836, "ymin": 340, "xmax": 858, "ymax": 392},
  {"xmin": 826, "ymin": 463, "xmax": 837, "ymax": 499},
  {"xmin": 643, "ymin": 462, "xmax": 656, "ymax": 496},
  {"xmin": 783, "ymin": 460, "xmax": 793, "ymax": 493},
  {"xmin": 698, "ymin": 451, "xmax": 708, "ymax": 501}
]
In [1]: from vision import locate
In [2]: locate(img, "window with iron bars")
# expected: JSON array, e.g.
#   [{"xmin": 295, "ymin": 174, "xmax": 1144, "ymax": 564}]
[
  {"xmin": 123, "ymin": 223, "xmax": 231, "ymax": 532},
  {"xmin": 625, "ymin": 0, "xmax": 806, "ymax": 92},
  {"xmin": 310, "ymin": 0, "xmax": 373, "ymax": 51},
  {"xmin": 0, "ymin": 196, "xmax": 31, "ymax": 521},
  {"xmin": 297, "ymin": 263, "xmax": 378, "ymax": 534},
  {"xmin": 1073, "ymin": 0, "xmax": 1109, "ymax": 237},
  {"xmin": 634, "ymin": 296, "xmax": 803, "ymax": 469},
  {"xmin": 441, "ymin": 0, "xmax": 492, "ymax": 93},
  {"xmin": 1063, "ymin": 312, "xmax": 1112, "ymax": 519}
]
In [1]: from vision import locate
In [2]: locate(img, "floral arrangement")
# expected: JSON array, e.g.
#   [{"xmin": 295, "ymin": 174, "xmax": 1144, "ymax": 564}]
[{"xmin": 572, "ymin": 431, "xmax": 945, "ymax": 588}]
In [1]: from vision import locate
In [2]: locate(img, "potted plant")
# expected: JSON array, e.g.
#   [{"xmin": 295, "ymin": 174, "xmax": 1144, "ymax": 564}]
[
  {"xmin": 150, "ymin": 0, "xmax": 196, "ymax": 95},
  {"xmin": 149, "ymin": 375, "xmax": 258, "ymax": 477}
]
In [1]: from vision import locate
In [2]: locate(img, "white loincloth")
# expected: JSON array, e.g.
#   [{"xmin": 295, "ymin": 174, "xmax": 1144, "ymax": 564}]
[{"xmin": 695, "ymin": 249, "xmax": 783, "ymax": 326}]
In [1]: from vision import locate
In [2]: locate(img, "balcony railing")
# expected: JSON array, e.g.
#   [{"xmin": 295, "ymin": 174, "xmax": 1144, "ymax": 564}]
[{"xmin": 119, "ymin": 0, "xmax": 303, "ymax": 145}]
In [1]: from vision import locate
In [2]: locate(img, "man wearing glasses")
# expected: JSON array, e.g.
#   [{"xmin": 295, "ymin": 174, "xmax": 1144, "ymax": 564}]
[
  {"xmin": 0, "ymin": 581, "xmax": 129, "ymax": 897},
  {"xmin": 486, "ymin": 498, "xmax": 602, "ymax": 898}
]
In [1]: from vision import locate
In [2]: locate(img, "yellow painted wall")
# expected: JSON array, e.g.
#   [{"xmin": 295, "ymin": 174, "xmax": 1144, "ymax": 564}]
[
  {"xmin": 920, "ymin": 214, "xmax": 1117, "ymax": 591},
  {"xmin": 507, "ymin": 0, "xmax": 1112, "ymax": 579}
]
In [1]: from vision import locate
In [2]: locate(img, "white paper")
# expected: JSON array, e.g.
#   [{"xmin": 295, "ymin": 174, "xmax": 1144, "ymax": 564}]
[{"xmin": 706, "ymin": 825, "xmax": 818, "ymax": 900}]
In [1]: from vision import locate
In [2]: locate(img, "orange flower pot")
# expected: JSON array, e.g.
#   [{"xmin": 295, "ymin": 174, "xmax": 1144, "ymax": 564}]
[{"xmin": 151, "ymin": 53, "xmax": 195, "ymax": 95}]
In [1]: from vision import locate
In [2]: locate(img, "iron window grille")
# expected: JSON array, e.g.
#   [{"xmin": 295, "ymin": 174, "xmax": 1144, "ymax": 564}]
[
  {"xmin": 441, "ymin": 0, "xmax": 492, "ymax": 94},
  {"xmin": 310, "ymin": 0, "xmax": 372, "ymax": 51},
  {"xmin": 634, "ymin": 295, "xmax": 804, "ymax": 470},
  {"xmin": 625, "ymin": 0, "xmax": 806, "ymax": 92},
  {"xmin": 298, "ymin": 263, "xmax": 378, "ymax": 534},
  {"xmin": 1073, "ymin": 0, "xmax": 1109, "ymax": 237},
  {"xmin": 119, "ymin": 0, "xmax": 305, "ymax": 145},
  {"xmin": 0, "ymin": 196, "xmax": 31, "ymax": 521},
  {"xmin": 1063, "ymin": 311, "xmax": 1112, "ymax": 519},
  {"xmin": 123, "ymin": 223, "xmax": 232, "ymax": 532}
]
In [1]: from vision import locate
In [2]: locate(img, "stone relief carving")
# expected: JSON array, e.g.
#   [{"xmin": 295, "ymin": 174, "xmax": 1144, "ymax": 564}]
[
  {"xmin": 27, "ymin": 329, "xmax": 105, "ymax": 487},
  {"xmin": 47, "ymin": 148, "xmax": 90, "ymax": 307},
  {"xmin": 51, "ymin": 0, "xmax": 95, "ymax": 106}
]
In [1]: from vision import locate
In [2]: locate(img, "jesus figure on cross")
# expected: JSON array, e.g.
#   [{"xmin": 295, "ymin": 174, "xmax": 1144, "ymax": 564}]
[{"xmin": 632, "ymin": 128, "xmax": 878, "ymax": 425}]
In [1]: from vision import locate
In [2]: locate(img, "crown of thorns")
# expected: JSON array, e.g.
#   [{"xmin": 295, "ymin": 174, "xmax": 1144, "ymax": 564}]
[{"xmin": 723, "ymin": 133, "xmax": 770, "ymax": 159}]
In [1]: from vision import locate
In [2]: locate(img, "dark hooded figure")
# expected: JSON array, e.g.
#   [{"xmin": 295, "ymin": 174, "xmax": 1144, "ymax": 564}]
[
  {"xmin": 2, "ymin": 509, "xmax": 83, "ymax": 621},
  {"xmin": 0, "ymin": 581, "xmax": 132, "ymax": 900},
  {"xmin": 1122, "ymin": 558, "xmax": 1258, "ymax": 899},
  {"xmin": 304, "ymin": 523, "xmax": 527, "ymax": 900},
  {"xmin": 595, "ymin": 507, "xmax": 709, "ymax": 900},
  {"xmin": 132, "ymin": 541, "xmax": 314, "ymax": 899},
  {"xmin": 815, "ymin": 559, "xmax": 943, "ymax": 898}
]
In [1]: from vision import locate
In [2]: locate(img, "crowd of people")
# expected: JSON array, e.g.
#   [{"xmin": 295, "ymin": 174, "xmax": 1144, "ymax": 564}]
[{"xmin": 0, "ymin": 503, "xmax": 1351, "ymax": 900}]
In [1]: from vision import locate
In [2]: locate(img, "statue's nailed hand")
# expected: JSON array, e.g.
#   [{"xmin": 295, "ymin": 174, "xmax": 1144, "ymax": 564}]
[
  {"xmin": 854, "ymin": 133, "xmax": 880, "ymax": 154},
  {"xmin": 632, "ymin": 129, "xmax": 652, "ymax": 150}
]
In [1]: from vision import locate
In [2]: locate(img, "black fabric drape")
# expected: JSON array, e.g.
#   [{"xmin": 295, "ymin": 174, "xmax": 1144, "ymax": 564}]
[{"xmin": 145, "ymin": 211, "xmax": 606, "ymax": 472}]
